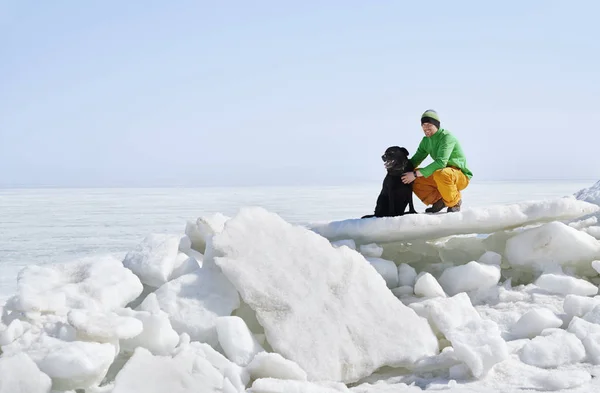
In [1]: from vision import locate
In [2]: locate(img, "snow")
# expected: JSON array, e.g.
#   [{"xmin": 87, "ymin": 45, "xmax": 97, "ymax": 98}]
[
  {"xmin": 212, "ymin": 207, "xmax": 439, "ymax": 383},
  {"xmin": 2, "ymin": 183, "xmax": 600, "ymax": 392},
  {"xmin": 437, "ymin": 261, "xmax": 501, "ymax": 296},
  {"xmin": 310, "ymin": 197, "xmax": 599, "ymax": 244}
]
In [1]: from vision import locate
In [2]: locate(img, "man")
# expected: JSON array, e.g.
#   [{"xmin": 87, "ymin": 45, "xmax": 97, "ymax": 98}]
[{"xmin": 401, "ymin": 109, "xmax": 473, "ymax": 213}]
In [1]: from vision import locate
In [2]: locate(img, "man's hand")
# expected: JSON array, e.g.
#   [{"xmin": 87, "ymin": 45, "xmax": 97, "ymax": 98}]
[{"xmin": 401, "ymin": 171, "xmax": 416, "ymax": 184}]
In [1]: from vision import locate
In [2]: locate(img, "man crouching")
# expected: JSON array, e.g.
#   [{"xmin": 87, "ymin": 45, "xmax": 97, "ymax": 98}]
[{"xmin": 401, "ymin": 109, "xmax": 473, "ymax": 213}]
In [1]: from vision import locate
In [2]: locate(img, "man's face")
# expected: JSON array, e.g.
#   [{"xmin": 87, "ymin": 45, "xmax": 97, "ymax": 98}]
[{"xmin": 422, "ymin": 122, "xmax": 438, "ymax": 137}]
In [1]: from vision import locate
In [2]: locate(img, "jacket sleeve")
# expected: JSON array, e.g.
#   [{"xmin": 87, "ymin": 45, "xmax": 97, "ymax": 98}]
[
  {"xmin": 409, "ymin": 139, "xmax": 429, "ymax": 169},
  {"xmin": 419, "ymin": 134, "xmax": 456, "ymax": 178}
]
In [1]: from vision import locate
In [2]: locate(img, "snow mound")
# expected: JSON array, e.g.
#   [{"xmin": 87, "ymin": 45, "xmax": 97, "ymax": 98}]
[
  {"xmin": 311, "ymin": 197, "xmax": 599, "ymax": 244},
  {"xmin": 212, "ymin": 207, "xmax": 439, "ymax": 383},
  {"xmin": 9, "ymin": 256, "xmax": 143, "ymax": 314}
]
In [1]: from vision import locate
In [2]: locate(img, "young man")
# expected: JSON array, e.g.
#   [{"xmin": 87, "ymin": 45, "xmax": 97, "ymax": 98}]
[{"xmin": 401, "ymin": 109, "xmax": 473, "ymax": 213}]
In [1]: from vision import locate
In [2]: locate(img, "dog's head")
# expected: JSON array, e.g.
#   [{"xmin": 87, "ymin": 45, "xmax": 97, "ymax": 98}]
[{"xmin": 381, "ymin": 146, "xmax": 410, "ymax": 172}]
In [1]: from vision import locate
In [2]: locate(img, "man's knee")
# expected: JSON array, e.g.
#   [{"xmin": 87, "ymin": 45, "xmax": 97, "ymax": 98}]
[{"xmin": 432, "ymin": 167, "xmax": 455, "ymax": 182}]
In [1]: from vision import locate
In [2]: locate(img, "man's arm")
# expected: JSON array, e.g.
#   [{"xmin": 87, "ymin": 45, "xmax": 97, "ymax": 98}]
[
  {"xmin": 409, "ymin": 140, "xmax": 428, "ymax": 169},
  {"xmin": 418, "ymin": 134, "xmax": 456, "ymax": 178}
]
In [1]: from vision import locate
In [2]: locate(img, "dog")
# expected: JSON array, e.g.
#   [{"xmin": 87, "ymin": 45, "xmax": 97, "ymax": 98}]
[{"xmin": 362, "ymin": 146, "xmax": 417, "ymax": 218}]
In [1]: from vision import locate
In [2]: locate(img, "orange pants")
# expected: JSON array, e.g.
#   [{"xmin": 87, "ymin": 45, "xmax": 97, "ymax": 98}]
[{"xmin": 413, "ymin": 167, "xmax": 469, "ymax": 208}]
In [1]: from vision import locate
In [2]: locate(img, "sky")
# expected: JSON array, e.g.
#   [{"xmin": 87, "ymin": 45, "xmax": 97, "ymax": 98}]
[{"xmin": 1, "ymin": 0, "xmax": 599, "ymax": 187}]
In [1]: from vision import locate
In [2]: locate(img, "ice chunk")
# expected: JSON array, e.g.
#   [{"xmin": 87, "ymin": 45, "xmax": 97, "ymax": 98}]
[
  {"xmin": 410, "ymin": 293, "xmax": 508, "ymax": 378},
  {"xmin": 216, "ymin": 316, "xmax": 264, "ymax": 366},
  {"xmin": 170, "ymin": 254, "xmax": 201, "ymax": 280},
  {"xmin": 366, "ymin": 257, "xmax": 399, "ymax": 288},
  {"xmin": 509, "ymin": 308, "xmax": 563, "ymax": 339},
  {"xmin": 505, "ymin": 222, "xmax": 600, "ymax": 275},
  {"xmin": 519, "ymin": 329, "xmax": 585, "ymax": 368},
  {"xmin": 11, "ymin": 256, "xmax": 143, "ymax": 314},
  {"xmin": 582, "ymin": 304, "xmax": 600, "ymax": 324},
  {"xmin": 438, "ymin": 261, "xmax": 501, "ymax": 296},
  {"xmin": 477, "ymin": 251, "xmax": 502, "ymax": 266},
  {"xmin": 534, "ymin": 273, "xmax": 598, "ymax": 296},
  {"xmin": 585, "ymin": 227, "xmax": 600, "ymax": 239},
  {"xmin": 331, "ymin": 239, "xmax": 356, "ymax": 250},
  {"xmin": 212, "ymin": 207, "xmax": 438, "ymax": 383},
  {"xmin": 574, "ymin": 180, "xmax": 600, "ymax": 206},
  {"xmin": 567, "ymin": 316, "xmax": 600, "ymax": 363},
  {"xmin": 0, "ymin": 352, "xmax": 52, "ymax": 393},
  {"xmin": 246, "ymin": 352, "xmax": 307, "ymax": 381},
  {"xmin": 184, "ymin": 213, "xmax": 230, "ymax": 254},
  {"xmin": 67, "ymin": 309, "xmax": 142, "ymax": 344},
  {"xmin": 116, "ymin": 308, "xmax": 180, "ymax": 356},
  {"xmin": 593, "ymin": 260, "xmax": 600, "ymax": 274},
  {"xmin": 123, "ymin": 234, "xmax": 186, "ymax": 288},
  {"xmin": 111, "ymin": 347, "xmax": 223, "ymax": 393},
  {"xmin": 563, "ymin": 294, "xmax": 600, "ymax": 320},
  {"xmin": 414, "ymin": 272, "xmax": 446, "ymax": 298},
  {"xmin": 138, "ymin": 268, "xmax": 240, "ymax": 347},
  {"xmin": 0, "ymin": 318, "xmax": 25, "ymax": 346},
  {"xmin": 20, "ymin": 336, "xmax": 115, "ymax": 391},
  {"xmin": 359, "ymin": 243, "xmax": 383, "ymax": 258},
  {"xmin": 311, "ymin": 197, "xmax": 599, "ymax": 243},
  {"xmin": 397, "ymin": 263, "xmax": 417, "ymax": 287}
]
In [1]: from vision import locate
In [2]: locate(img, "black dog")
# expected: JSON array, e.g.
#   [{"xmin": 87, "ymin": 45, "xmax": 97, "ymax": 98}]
[{"xmin": 362, "ymin": 146, "xmax": 417, "ymax": 218}]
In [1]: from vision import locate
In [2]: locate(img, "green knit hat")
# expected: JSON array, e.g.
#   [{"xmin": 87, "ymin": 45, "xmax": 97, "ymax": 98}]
[{"xmin": 421, "ymin": 109, "xmax": 440, "ymax": 129}]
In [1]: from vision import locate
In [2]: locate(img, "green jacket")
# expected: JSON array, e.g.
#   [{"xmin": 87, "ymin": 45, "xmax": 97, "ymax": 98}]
[{"xmin": 409, "ymin": 128, "xmax": 473, "ymax": 179}]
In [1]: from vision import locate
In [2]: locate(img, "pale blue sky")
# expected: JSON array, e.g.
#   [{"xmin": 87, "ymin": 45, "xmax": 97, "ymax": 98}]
[{"xmin": 1, "ymin": 1, "xmax": 598, "ymax": 187}]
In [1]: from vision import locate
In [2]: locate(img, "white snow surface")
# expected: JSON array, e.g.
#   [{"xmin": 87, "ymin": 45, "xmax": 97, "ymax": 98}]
[
  {"xmin": 3, "ymin": 186, "xmax": 600, "ymax": 392},
  {"xmin": 212, "ymin": 207, "xmax": 439, "ymax": 383}
]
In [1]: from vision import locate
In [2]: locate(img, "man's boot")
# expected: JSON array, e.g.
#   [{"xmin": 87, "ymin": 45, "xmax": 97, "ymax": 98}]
[
  {"xmin": 425, "ymin": 198, "xmax": 445, "ymax": 213},
  {"xmin": 447, "ymin": 199, "xmax": 462, "ymax": 213}
]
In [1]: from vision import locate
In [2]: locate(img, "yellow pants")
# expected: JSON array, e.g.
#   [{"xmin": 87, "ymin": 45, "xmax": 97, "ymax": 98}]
[{"xmin": 413, "ymin": 167, "xmax": 469, "ymax": 208}]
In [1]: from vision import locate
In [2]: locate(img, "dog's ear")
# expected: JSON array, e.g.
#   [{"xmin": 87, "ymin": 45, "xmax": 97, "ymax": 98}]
[{"xmin": 400, "ymin": 147, "xmax": 409, "ymax": 156}]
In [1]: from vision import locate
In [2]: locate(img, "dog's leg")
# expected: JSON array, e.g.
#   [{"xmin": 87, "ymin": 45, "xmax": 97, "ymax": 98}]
[{"xmin": 407, "ymin": 188, "xmax": 417, "ymax": 214}]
